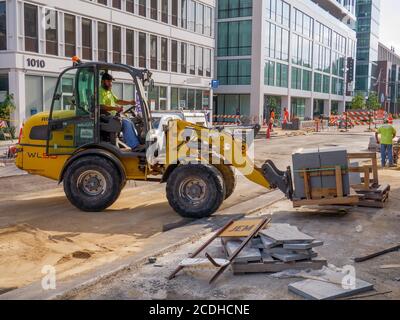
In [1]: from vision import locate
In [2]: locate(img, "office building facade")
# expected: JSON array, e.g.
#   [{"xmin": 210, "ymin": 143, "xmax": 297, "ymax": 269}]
[
  {"xmin": 375, "ymin": 43, "xmax": 400, "ymax": 114},
  {"xmin": 214, "ymin": 0, "xmax": 357, "ymax": 122},
  {"xmin": 0, "ymin": 0, "xmax": 215, "ymax": 128},
  {"xmin": 355, "ymin": 0, "xmax": 380, "ymax": 96}
]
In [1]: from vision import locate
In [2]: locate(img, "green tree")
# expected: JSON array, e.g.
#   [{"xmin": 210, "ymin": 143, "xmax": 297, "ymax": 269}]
[
  {"xmin": 366, "ymin": 91, "xmax": 380, "ymax": 110},
  {"xmin": 350, "ymin": 93, "xmax": 366, "ymax": 110},
  {"xmin": 266, "ymin": 96, "xmax": 278, "ymax": 111},
  {"xmin": 0, "ymin": 94, "xmax": 16, "ymax": 124}
]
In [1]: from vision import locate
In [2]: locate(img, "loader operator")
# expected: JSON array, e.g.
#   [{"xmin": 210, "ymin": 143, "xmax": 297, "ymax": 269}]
[{"xmin": 99, "ymin": 73, "xmax": 143, "ymax": 151}]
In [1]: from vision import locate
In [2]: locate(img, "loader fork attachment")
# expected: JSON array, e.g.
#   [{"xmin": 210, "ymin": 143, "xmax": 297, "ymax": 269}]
[{"xmin": 262, "ymin": 160, "xmax": 293, "ymax": 200}]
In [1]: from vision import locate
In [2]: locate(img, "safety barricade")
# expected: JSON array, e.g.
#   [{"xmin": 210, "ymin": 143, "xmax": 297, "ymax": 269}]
[{"xmin": 213, "ymin": 114, "xmax": 241, "ymax": 126}]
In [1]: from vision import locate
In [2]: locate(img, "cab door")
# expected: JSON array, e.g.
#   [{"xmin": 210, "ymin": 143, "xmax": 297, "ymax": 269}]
[{"xmin": 47, "ymin": 66, "xmax": 97, "ymax": 155}]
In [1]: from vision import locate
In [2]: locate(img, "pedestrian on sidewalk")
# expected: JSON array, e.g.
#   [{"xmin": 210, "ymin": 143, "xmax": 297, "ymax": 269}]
[
  {"xmin": 269, "ymin": 109, "xmax": 275, "ymax": 132},
  {"xmin": 282, "ymin": 107, "xmax": 289, "ymax": 127},
  {"xmin": 375, "ymin": 119, "xmax": 397, "ymax": 168}
]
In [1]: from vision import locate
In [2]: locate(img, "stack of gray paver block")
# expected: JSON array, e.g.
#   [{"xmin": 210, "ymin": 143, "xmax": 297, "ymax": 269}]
[
  {"xmin": 221, "ymin": 224, "xmax": 327, "ymax": 274},
  {"xmin": 289, "ymin": 278, "xmax": 374, "ymax": 300},
  {"xmin": 292, "ymin": 147, "xmax": 350, "ymax": 200}
]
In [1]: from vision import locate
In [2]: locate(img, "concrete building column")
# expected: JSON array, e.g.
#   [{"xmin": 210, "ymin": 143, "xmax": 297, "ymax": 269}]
[
  {"xmin": 166, "ymin": 85, "xmax": 171, "ymax": 110},
  {"xmin": 338, "ymin": 101, "xmax": 346, "ymax": 114},
  {"xmin": 8, "ymin": 69, "xmax": 26, "ymax": 130},
  {"xmin": 249, "ymin": 0, "xmax": 264, "ymax": 124},
  {"xmin": 305, "ymin": 98, "xmax": 313, "ymax": 119},
  {"xmin": 323, "ymin": 100, "xmax": 331, "ymax": 116}
]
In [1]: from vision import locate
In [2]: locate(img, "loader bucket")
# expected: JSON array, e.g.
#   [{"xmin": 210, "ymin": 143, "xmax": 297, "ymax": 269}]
[{"xmin": 261, "ymin": 160, "xmax": 294, "ymax": 200}]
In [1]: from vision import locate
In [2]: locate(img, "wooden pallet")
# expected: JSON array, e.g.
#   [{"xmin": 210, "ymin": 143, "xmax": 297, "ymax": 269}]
[
  {"xmin": 293, "ymin": 165, "xmax": 360, "ymax": 208},
  {"xmin": 348, "ymin": 153, "xmax": 390, "ymax": 208},
  {"xmin": 356, "ymin": 184, "xmax": 390, "ymax": 208}
]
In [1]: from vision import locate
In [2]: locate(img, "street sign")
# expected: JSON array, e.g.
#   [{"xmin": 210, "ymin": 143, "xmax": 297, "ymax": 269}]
[
  {"xmin": 211, "ymin": 80, "xmax": 220, "ymax": 89},
  {"xmin": 380, "ymin": 93, "xmax": 385, "ymax": 104},
  {"xmin": 220, "ymin": 218, "xmax": 266, "ymax": 238}
]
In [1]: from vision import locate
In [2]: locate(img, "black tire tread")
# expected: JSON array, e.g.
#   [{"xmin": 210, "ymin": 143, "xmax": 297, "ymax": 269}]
[
  {"xmin": 214, "ymin": 164, "xmax": 237, "ymax": 199},
  {"xmin": 166, "ymin": 164, "xmax": 225, "ymax": 218},
  {"xmin": 63, "ymin": 156, "xmax": 121, "ymax": 212}
]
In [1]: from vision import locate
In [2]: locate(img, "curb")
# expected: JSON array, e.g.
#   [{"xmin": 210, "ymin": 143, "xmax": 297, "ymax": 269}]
[{"xmin": 0, "ymin": 191, "xmax": 284, "ymax": 300}]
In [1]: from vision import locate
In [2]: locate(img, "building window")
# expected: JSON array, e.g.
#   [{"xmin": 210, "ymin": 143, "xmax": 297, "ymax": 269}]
[
  {"xmin": 112, "ymin": 0, "xmax": 121, "ymax": 9},
  {"xmin": 139, "ymin": 0, "xmax": 146, "ymax": 17},
  {"xmin": 24, "ymin": 3, "xmax": 38, "ymax": 53},
  {"xmin": 302, "ymin": 70, "xmax": 311, "ymax": 91},
  {"xmin": 112, "ymin": 26, "xmax": 121, "ymax": 63},
  {"xmin": 205, "ymin": 49, "xmax": 211, "ymax": 77},
  {"xmin": 188, "ymin": 0, "xmax": 196, "ymax": 32},
  {"xmin": 161, "ymin": 37, "xmax": 168, "ymax": 71},
  {"xmin": 216, "ymin": 94, "xmax": 251, "ymax": 116},
  {"xmin": 218, "ymin": 20, "xmax": 252, "ymax": 57},
  {"xmin": 189, "ymin": 45, "xmax": 195, "ymax": 75},
  {"xmin": 181, "ymin": 0, "xmax": 187, "ymax": 29},
  {"xmin": 150, "ymin": 35, "xmax": 158, "ymax": 69},
  {"xmin": 266, "ymin": 22, "xmax": 289, "ymax": 62},
  {"xmin": 45, "ymin": 9, "xmax": 58, "ymax": 56},
  {"xmin": 323, "ymin": 75, "xmax": 330, "ymax": 93},
  {"xmin": 159, "ymin": 86, "xmax": 167, "ymax": 110},
  {"xmin": 150, "ymin": 0, "xmax": 158, "ymax": 20},
  {"xmin": 171, "ymin": 87, "xmax": 179, "ymax": 109},
  {"xmin": 161, "ymin": 0, "xmax": 168, "ymax": 23},
  {"xmin": 139, "ymin": 32, "xmax": 147, "ymax": 68},
  {"xmin": 314, "ymin": 73, "xmax": 322, "ymax": 93},
  {"xmin": 0, "ymin": 1, "xmax": 5, "ymax": 50},
  {"xmin": 197, "ymin": 47, "xmax": 203, "ymax": 76},
  {"xmin": 196, "ymin": 3, "xmax": 204, "ymax": 34},
  {"xmin": 126, "ymin": 29, "xmax": 134, "ymax": 66},
  {"xmin": 181, "ymin": 43, "xmax": 187, "ymax": 73},
  {"xmin": 0, "ymin": 75, "xmax": 8, "ymax": 101},
  {"xmin": 264, "ymin": 61, "xmax": 275, "ymax": 86},
  {"xmin": 97, "ymin": 0, "xmax": 107, "ymax": 5},
  {"xmin": 171, "ymin": 40, "xmax": 178, "ymax": 72},
  {"xmin": 204, "ymin": 7, "xmax": 212, "ymax": 37},
  {"xmin": 126, "ymin": 0, "xmax": 134, "ymax": 13},
  {"xmin": 276, "ymin": 63, "xmax": 288, "ymax": 87},
  {"xmin": 171, "ymin": 0, "xmax": 178, "ymax": 26},
  {"xmin": 147, "ymin": 86, "xmax": 156, "ymax": 110},
  {"xmin": 98, "ymin": 22, "xmax": 108, "ymax": 62},
  {"xmin": 291, "ymin": 67, "xmax": 301, "ymax": 90},
  {"xmin": 188, "ymin": 89, "xmax": 195, "ymax": 109},
  {"xmin": 218, "ymin": 59, "xmax": 251, "ymax": 85},
  {"xmin": 25, "ymin": 75, "xmax": 43, "ymax": 118},
  {"xmin": 64, "ymin": 14, "xmax": 76, "ymax": 57},
  {"xmin": 218, "ymin": 0, "xmax": 252, "ymax": 19},
  {"xmin": 82, "ymin": 18, "xmax": 92, "ymax": 60},
  {"xmin": 291, "ymin": 98, "xmax": 305, "ymax": 120},
  {"xmin": 178, "ymin": 88, "xmax": 186, "ymax": 108}
]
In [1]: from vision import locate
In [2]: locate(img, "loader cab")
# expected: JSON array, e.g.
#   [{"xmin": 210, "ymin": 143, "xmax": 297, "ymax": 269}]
[{"xmin": 46, "ymin": 60, "xmax": 153, "ymax": 156}]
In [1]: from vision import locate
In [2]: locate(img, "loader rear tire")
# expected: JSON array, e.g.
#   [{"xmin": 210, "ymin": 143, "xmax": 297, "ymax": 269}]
[
  {"xmin": 166, "ymin": 164, "xmax": 225, "ymax": 218},
  {"xmin": 64, "ymin": 156, "xmax": 122, "ymax": 212},
  {"xmin": 214, "ymin": 164, "xmax": 237, "ymax": 199}
]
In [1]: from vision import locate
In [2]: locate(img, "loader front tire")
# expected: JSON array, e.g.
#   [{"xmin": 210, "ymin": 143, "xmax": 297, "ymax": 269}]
[
  {"xmin": 214, "ymin": 164, "xmax": 237, "ymax": 199},
  {"xmin": 166, "ymin": 164, "xmax": 225, "ymax": 218},
  {"xmin": 64, "ymin": 156, "xmax": 122, "ymax": 212}
]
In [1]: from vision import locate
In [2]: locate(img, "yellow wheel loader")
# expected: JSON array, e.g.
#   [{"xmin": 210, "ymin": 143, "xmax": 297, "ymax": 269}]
[{"xmin": 15, "ymin": 59, "xmax": 293, "ymax": 218}]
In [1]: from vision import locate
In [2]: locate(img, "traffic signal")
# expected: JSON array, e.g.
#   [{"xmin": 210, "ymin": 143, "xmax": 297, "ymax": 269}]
[{"xmin": 347, "ymin": 57, "xmax": 354, "ymax": 83}]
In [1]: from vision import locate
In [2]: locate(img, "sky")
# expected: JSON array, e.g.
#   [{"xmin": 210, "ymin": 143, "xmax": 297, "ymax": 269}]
[{"xmin": 379, "ymin": 0, "xmax": 400, "ymax": 52}]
